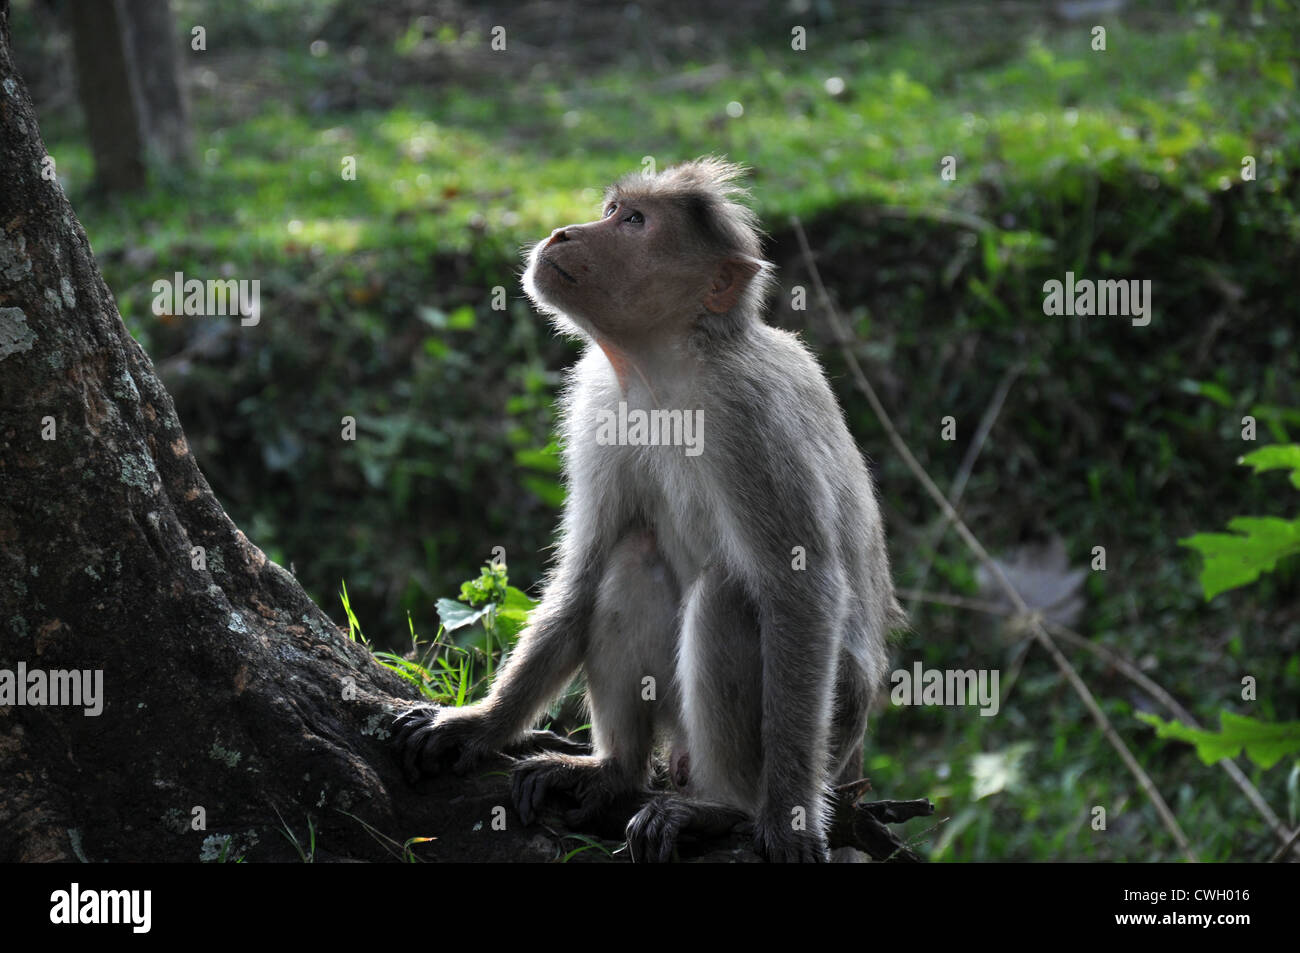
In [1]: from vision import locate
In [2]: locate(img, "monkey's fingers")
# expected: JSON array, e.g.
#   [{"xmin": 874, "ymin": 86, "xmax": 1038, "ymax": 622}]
[
  {"xmin": 393, "ymin": 707, "xmax": 464, "ymax": 782},
  {"xmin": 511, "ymin": 756, "xmax": 565, "ymax": 825},
  {"xmin": 560, "ymin": 798, "xmax": 607, "ymax": 829},
  {"xmin": 393, "ymin": 707, "xmax": 437, "ymax": 778},
  {"xmin": 511, "ymin": 764, "xmax": 540, "ymax": 826}
]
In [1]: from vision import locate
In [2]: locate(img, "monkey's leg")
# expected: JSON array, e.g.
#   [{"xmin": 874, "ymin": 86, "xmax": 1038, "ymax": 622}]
[
  {"xmin": 827, "ymin": 645, "xmax": 875, "ymax": 863},
  {"xmin": 512, "ymin": 528, "xmax": 679, "ymax": 827},
  {"xmin": 675, "ymin": 569, "xmax": 764, "ymax": 810},
  {"xmin": 829, "ymin": 644, "xmax": 873, "ymax": 786},
  {"xmin": 620, "ymin": 571, "xmax": 763, "ymax": 862}
]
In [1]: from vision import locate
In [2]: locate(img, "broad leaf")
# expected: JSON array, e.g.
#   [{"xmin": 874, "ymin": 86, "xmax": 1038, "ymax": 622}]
[{"xmin": 1139, "ymin": 711, "xmax": 1300, "ymax": 769}]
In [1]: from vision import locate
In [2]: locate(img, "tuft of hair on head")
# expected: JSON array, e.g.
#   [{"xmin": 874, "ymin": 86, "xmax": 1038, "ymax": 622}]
[{"xmin": 608, "ymin": 156, "xmax": 767, "ymax": 261}]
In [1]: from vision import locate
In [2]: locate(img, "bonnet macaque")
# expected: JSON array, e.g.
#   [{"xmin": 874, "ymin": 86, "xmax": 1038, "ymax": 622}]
[{"xmin": 397, "ymin": 157, "xmax": 900, "ymax": 862}]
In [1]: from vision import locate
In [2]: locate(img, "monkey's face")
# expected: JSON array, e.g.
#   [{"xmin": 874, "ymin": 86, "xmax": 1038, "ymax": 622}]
[{"xmin": 522, "ymin": 198, "xmax": 714, "ymax": 344}]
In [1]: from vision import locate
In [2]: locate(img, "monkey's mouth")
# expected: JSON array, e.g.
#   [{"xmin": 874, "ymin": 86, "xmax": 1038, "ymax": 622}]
[{"xmin": 542, "ymin": 256, "xmax": 578, "ymax": 285}]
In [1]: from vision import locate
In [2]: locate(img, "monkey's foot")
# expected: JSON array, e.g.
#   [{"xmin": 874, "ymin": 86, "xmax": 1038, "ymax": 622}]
[
  {"xmin": 625, "ymin": 795, "xmax": 750, "ymax": 863},
  {"xmin": 510, "ymin": 753, "xmax": 628, "ymax": 827},
  {"xmin": 752, "ymin": 815, "xmax": 830, "ymax": 863},
  {"xmin": 625, "ymin": 795, "xmax": 688, "ymax": 863},
  {"xmin": 393, "ymin": 706, "xmax": 489, "ymax": 782}
]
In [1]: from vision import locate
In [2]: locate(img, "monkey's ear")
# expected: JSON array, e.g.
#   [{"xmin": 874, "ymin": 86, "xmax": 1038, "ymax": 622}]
[{"xmin": 703, "ymin": 256, "xmax": 762, "ymax": 314}]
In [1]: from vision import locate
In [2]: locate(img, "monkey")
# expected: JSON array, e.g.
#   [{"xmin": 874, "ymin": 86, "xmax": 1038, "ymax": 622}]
[{"xmin": 395, "ymin": 157, "xmax": 902, "ymax": 862}]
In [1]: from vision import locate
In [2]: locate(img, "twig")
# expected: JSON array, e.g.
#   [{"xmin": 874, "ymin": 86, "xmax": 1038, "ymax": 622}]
[
  {"xmin": 791, "ymin": 215, "xmax": 1198, "ymax": 862},
  {"xmin": 896, "ymin": 587, "xmax": 1300, "ymax": 860},
  {"xmin": 907, "ymin": 361, "xmax": 1023, "ymax": 614},
  {"xmin": 828, "ymin": 782, "xmax": 935, "ymax": 862},
  {"xmin": 1270, "ymin": 825, "xmax": 1300, "ymax": 863}
]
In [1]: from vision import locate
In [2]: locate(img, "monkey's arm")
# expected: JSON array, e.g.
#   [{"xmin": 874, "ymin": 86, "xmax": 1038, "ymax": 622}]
[
  {"xmin": 473, "ymin": 553, "xmax": 601, "ymax": 744},
  {"xmin": 397, "ymin": 519, "xmax": 608, "ymax": 779}
]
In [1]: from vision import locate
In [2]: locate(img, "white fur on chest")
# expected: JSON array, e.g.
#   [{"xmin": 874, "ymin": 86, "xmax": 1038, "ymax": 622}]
[
  {"xmin": 563, "ymin": 349, "xmax": 747, "ymax": 589},
  {"xmin": 607, "ymin": 439, "xmax": 714, "ymax": 587}
]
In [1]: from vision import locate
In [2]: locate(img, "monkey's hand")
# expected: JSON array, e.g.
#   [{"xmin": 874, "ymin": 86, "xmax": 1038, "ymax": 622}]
[
  {"xmin": 752, "ymin": 811, "xmax": 830, "ymax": 863},
  {"xmin": 511, "ymin": 753, "xmax": 622, "ymax": 827},
  {"xmin": 393, "ymin": 705, "xmax": 491, "ymax": 782}
]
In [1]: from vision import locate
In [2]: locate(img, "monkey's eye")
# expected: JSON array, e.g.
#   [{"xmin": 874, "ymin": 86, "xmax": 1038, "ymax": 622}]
[
  {"xmin": 624, "ymin": 210, "xmax": 645, "ymax": 225},
  {"xmin": 604, "ymin": 204, "xmax": 618, "ymax": 218}
]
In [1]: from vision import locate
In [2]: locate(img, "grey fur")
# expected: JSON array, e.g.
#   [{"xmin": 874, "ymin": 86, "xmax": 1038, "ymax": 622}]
[{"xmin": 397, "ymin": 158, "xmax": 901, "ymax": 862}]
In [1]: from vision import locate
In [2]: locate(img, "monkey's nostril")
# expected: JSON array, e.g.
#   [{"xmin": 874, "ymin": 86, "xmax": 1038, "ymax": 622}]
[{"xmin": 545, "ymin": 228, "xmax": 569, "ymax": 248}]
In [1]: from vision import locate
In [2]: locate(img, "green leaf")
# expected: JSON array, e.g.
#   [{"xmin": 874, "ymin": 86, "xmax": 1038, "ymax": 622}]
[
  {"xmin": 1180, "ymin": 378, "xmax": 1234, "ymax": 408},
  {"xmin": 495, "ymin": 585, "xmax": 537, "ymax": 642},
  {"xmin": 436, "ymin": 597, "xmax": 488, "ymax": 631},
  {"xmin": 1179, "ymin": 516, "xmax": 1300, "ymax": 599},
  {"xmin": 1240, "ymin": 443, "xmax": 1300, "ymax": 491},
  {"xmin": 522, "ymin": 475, "xmax": 566, "ymax": 508},
  {"xmin": 1138, "ymin": 711, "xmax": 1300, "ymax": 769},
  {"xmin": 514, "ymin": 445, "xmax": 561, "ymax": 473},
  {"xmin": 458, "ymin": 562, "xmax": 509, "ymax": 606},
  {"xmin": 447, "ymin": 305, "xmax": 477, "ymax": 330}
]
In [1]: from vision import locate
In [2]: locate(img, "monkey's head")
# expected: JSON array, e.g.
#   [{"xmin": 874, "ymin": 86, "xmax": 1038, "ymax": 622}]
[{"xmin": 522, "ymin": 157, "xmax": 773, "ymax": 346}]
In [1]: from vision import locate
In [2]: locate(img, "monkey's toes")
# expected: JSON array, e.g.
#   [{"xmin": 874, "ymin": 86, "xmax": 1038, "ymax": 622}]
[
  {"xmin": 511, "ymin": 760, "xmax": 549, "ymax": 826},
  {"xmin": 625, "ymin": 797, "xmax": 683, "ymax": 863},
  {"xmin": 753, "ymin": 828, "xmax": 830, "ymax": 863}
]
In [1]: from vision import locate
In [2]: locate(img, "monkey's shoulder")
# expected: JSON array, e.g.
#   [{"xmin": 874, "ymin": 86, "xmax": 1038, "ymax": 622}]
[{"xmin": 708, "ymin": 327, "xmax": 847, "ymax": 429}]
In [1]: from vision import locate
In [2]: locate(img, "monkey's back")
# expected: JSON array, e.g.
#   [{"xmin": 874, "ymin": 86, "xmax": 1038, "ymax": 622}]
[{"xmin": 707, "ymin": 324, "xmax": 896, "ymax": 691}]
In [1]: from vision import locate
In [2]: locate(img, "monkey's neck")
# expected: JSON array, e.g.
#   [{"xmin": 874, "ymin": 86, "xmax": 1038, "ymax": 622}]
[
  {"xmin": 592, "ymin": 333, "xmax": 663, "ymax": 405},
  {"xmin": 591, "ymin": 331, "xmax": 708, "ymax": 408}
]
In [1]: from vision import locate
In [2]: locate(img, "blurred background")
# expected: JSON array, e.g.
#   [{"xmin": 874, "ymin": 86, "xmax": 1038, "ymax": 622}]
[{"xmin": 9, "ymin": 0, "xmax": 1299, "ymax": 860}]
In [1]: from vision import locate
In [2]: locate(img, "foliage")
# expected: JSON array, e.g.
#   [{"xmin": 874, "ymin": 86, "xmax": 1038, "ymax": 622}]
[
  {"xmin": 1140, "ymin": 433, "xmax": 1300, "ymax": 774},
  {"xmin": 369, "ymin": 562, "xmax": 536, "ymax": 705},
  {"xmin": 1139, "ymin": 711, "xmax": 1300, "ymax": 770},
  {"xmin": 1181, "ymin": 444, "xmax": 1300, "ymax": 599}
]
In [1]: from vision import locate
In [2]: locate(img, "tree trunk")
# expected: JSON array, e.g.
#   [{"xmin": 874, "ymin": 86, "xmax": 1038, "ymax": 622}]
[
  {"xmin": 121, "ymin": 0, "xmax": 192, "ymax": 167},
  {"xmin": 66, "ymin": 0, "xmax": 147, "ymax": 191},
  {"xmin": 65, "ymin": 0, "xmax": 191, "ymax": 191},
  {"xmin": 0, "ymin": 1, "xmax": 544, "ymax": 863}
]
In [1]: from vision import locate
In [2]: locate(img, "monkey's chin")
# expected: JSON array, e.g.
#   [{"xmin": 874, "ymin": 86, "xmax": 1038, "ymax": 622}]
[
  {"xmin": 524, "ymin": 262, "xmax": 572, "ymax": 311},
  {"xmin": 523, "ymin": 267, "xmax": 587, "ymax": 339}
]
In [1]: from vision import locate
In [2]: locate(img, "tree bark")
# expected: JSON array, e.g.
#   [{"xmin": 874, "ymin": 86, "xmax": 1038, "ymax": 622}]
[{"xmin": 0, "ymin": 1, "xmax": 509, "ymax": 863}]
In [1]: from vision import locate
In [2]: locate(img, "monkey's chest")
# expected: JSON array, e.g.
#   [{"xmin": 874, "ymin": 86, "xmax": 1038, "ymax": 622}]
[{"xmin": 619, "ymin": 446, "xmax": 717, "ymax": 584}]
